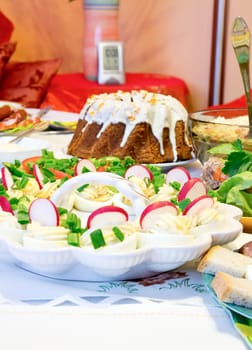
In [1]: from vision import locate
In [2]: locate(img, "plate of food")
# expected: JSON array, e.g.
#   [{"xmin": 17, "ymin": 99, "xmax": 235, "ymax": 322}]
[
  {"xmin": 203, "ymin": 273, "xmax": 252, "ymax": 319},
  {"xmin": 0, "ymin": 102, "xmax": 79, "ymax": 135},
  {"xmin": 27, "ymin": 108, "xmax": 79, "ymax": 132},
  {"xmin": 197, "ymin": 242, "xmax": 252, "ymax": 317},
  {"xmin": 0, "ymin": 102, "xmax": 43, "ymax": 134},
  {"xmin": 0, "ymin": 150, "xmax": 243, "ymax": 281},
  {"xmin": 202, "ymin": 272, "xmax": 252, "ymax": 349},
  {"xmin": 197, "ymin": 240, "xmax": 252, "ymax": 348}
]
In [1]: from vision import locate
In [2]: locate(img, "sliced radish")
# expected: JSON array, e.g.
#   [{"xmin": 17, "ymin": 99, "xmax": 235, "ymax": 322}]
[
  {"xmin": 124, "ymin": 165, "xmax": 153, "ymax": 180},
  {"xmin": 87, "ymin": 205, "xmax": 129, "ymax": 229},
  {"xmin": 183, "ymin": 195, "xmax": 214, "ymax": 216},
  {"xmin": 1, "ymin": 167, "xmax": 14, "ymax": 190},
  {"xmin": 74, "ymin": 159, "xmax": 96, "ymax": 175},
  {"xmin": 33, "ymin": 164, "xmax": 44, "ymax": 189},
  {"xmin": 0, "ymin": 196, "xmax": 14, "ymax": 214},
  {"xmin": 178, "ymin": 178, "xmax": 207, "ymax": 202},
  {"xmin": 166, "ymin": 166, "xmax": 191, "ymax": 186},
  {"xmin": 29, "ymin": 198, "xmax": 59, "ymax": 226},
  {"xmin": 140, "ymin": 201, "xmax": 178, "ymax": 229}
]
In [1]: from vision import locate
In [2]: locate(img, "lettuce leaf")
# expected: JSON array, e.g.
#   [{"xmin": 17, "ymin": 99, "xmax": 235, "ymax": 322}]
[{"xmin": 214, "ymin": 171, "xmax": 252, "ymax": 216}]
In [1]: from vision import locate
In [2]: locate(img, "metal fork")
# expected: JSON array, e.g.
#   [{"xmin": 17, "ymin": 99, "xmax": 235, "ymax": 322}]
[
  {"xmin": 9, "ymin": 107, "xmax": 51, "ymax": 144},
  {"xmin": 231, "ymin": 17, "xmax": 252, "ymax": 137}
]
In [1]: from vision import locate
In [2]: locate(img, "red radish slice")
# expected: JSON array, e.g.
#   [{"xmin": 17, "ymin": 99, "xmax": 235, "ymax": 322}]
[
  {"xmin": 0, "ymin": 196, "xmax": 14, "ymax": 214},
  {"xmin": 29, "ymin": 198, "xmax": 59, "ymax": 226},
  {"xmin": 33, "ymin": 164, "xmax": 44, "ymax": 189},
  {"xmin": 74, "ymin": 159, "xmax": 96, "ymax": 175},
  {"xmin": 166, "ymin": 166, "xmax": 191, "ymax": 186},
  {"xmin": 124, "ymin": 165, "xmax": 153, "ymax": 180},
  {"xmin": 140, "ymin": 201, "xmax": 178, "ymax": 229},
  {"xmin": 178, "ymin": 178, "xmax": 207, "ymax": 202},
  {"xmin": 87, "ymin": 205, "xmax": 128, "ymax": 229},
  {"xmin": 183, "ymin": 195, "xmax": 214, "ymax": 215},
  {"xmin": 1, "ymin": 167, "xmax": 14, "ymax": 190}
]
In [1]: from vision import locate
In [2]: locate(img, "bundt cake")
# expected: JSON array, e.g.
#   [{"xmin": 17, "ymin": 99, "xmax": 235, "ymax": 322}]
[{"xmin": 67, "ymin": 90, "xmax": 192, "ymax": 164}]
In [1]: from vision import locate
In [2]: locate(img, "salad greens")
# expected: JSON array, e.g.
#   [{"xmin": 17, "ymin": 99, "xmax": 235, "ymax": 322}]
[
  {"xmin": 91, "ymin": 156, "xmax": 135, "ymax": 176},
  {"xmin": 4, "ymin": 151, "xmax": 166, "ymax": 194},
  {"xmin": 3, "ymin": 123, "xmax": 35, "ymax": 134},
  {"xmin": 212, "ymin": 171, "xmax": 252, "ymax": 216},
  {"xmin": 208, "ymin": 139, "xmax": 252, "ymax": 176},
  {"xmin": 208, "ymin": 139, "xmax": 252, "ymax": 216},
  {"xmin": 29, "ymin": 149, "xmax": 79, "ymax": 176},
  {"xmin": 0, "ymin": 150, "xmax": 168, "ymax": 247}
]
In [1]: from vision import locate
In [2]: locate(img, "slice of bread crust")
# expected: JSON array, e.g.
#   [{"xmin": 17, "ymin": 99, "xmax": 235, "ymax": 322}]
[
  {"xmin": 211, "ymin": 271, "xmax": 252, "ymax": 308},
  {"xmin": 197, "ymin": 245, "xmax": 252, "ymax": 278}
]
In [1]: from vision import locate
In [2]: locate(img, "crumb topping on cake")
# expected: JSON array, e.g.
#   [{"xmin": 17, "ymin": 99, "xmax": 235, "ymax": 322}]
[{"xmin": 80, "ymin": 90, "xmax": 189, "ymax": 159}]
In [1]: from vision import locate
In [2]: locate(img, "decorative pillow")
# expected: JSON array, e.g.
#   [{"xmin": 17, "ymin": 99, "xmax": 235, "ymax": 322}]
[
  {"xmin": 0, "ymin": 41, "xmax": 16, "ymax": 80},
  {"xmin": 0, "ymin": 58, "xmax": 62, "ymax": 107},
  {"xmin": 0, "ymin": 11, "xmax": 14, "ymax": 43}
]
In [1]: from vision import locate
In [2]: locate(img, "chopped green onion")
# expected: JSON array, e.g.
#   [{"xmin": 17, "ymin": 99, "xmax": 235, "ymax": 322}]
[
  {"xmin": 178, "ymin": 198, "xmax": 191, "ymax": 212},
  {"xmin": 3, "ymin": 163, "xmax": 29, "ymax": 178},
  {"xmin": 61, "ymin": 211, "xmax": 85, "ymax": 234},
  {"xmin": 112, "ymin": 226, "xmax": 125, "ymax": 241},
  {"xmin": 17, "ymin": 196, "xmax": 31, "ymax": 209},
  {"xmin": 58, "ymin": 177, "xmax": 69, "ymax": 186},
  {"xmin": 0, "ymin": 185, "xmax": 8, "ymax": 196},
  {"xmin": 9, "ymin": 197, "xmax": 19, "ymax": 210},
  {"xmin": 13, "ymin": 176, "xmax": 30, "ymax": 190},
  {"xmin": 17, "ymin": 209, "xmax": 30, "ymax": 225},
  {"xmin": 67, "ymin": 232, "xmax": 80, "ymax": 247},
  {"xmin": 144, "ymin": 177, "xmax": 151, "ymax": 187},
  {"xmin": 170, "ymin": 181, "xmax": 181, "ymax": 191},
  {"xmin": 58, "ymin": 207, "xmax": 68, "ymax": 216},
  {"xmin": 77, "ymin": 184, "xmax": 89, "ymax": 192},
  {"xmin": 107, "ymin": 186, "xmax": 119, "ymax": 193},
  {"xmin": 90, "ymin": 229, "xmax": 106, "ymax": 249},
  {"xmin": 41, "ymin": 168, "xmax": 56, "ymax": 182},
  {"xmin": 81, "ymin": 167, "xmax": 92, "ymax": 174}
]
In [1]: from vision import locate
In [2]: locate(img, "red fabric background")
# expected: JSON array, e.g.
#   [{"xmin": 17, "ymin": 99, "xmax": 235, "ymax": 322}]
[
  {"xmin": 212, "ymin": 94, "xmax": 251, "ymax": 109},
  {"xmin": 40, "ymin": 72, "xmax": 190, "ymax": 113}
]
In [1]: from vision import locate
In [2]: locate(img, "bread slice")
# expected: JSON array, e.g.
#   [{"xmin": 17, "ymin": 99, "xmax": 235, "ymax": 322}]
[
  {"xmin": 211, "ymin": 271, "xmax": 252, "ymax": 308},
  {"xmin": 197, "ymin": 245, "xmax": 252, "ymax": 278}
]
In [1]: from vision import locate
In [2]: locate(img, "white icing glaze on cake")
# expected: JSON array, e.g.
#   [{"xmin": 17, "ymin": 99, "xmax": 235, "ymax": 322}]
[{"xmin": 80, "ymin": 90, "xmax": 189, "ymax": 161}]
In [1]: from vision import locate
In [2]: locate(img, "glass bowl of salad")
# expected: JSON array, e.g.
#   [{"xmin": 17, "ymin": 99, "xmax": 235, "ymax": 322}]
[
  {"xmin": 189, "ymin": 108, "xmax": 252, "ymax": 164},
  {"xmin": 189, "ymin": 108, "xmax": 252, "ymax": 231}
]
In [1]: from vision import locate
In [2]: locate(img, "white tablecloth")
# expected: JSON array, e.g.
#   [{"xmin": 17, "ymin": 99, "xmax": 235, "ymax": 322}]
[{"xmin": 0, "ymin": 132, "xmax": 250, "ymax": 350}]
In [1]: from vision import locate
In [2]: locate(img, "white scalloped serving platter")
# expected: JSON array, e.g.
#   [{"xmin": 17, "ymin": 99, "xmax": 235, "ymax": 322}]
[
  {"xmin": 0, "ymin": 212, "xmax": 242, "ymax": 281},
  {"xmin": 0, "ymin": 172, "xmax": 244, "ymax": 281}
]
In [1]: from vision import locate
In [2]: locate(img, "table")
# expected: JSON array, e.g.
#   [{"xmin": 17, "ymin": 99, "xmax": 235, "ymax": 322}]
[{"xmin": 0, "ymin": 132, "xmax": 250, "ymax": 350}]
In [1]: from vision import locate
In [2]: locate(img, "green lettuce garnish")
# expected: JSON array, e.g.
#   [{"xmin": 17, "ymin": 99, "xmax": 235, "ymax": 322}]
[
  {"xmin": 208, "ymin": 139, "xmax": 252, "ymax": 176},
  {"xmin": 213, "ymin": 171, "xmax": 252, "ymax": 216},
  {"xmin": 208, "ymin": 139, "xmax": 252, "ymax": 216}
]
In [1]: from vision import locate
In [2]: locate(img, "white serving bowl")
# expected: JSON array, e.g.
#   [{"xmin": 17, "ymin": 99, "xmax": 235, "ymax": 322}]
[{"xmin": 0, "ymin": 136, "xmax": 50, "ymax": 165}]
